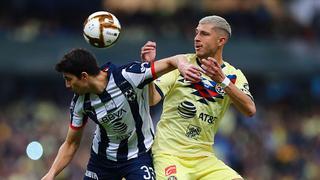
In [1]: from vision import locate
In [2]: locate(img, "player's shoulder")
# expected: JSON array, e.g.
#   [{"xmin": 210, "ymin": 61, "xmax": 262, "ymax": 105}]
[
  {"xmin": 104, "ymin": 61, "xmax": 142, "ymax": 79},
  {"xmin": 103, "ymin": 61, "xmax": 143, "ymax": 71},
  {"xmin": 120, "ymin": 61, "xmax": 152, "ymax": 74},
  {"xmin": 70, "ymin": 93, "xmax": 86, "ymax": 110},
  {"xmin": 184, "ymin": 53, "xmax": 197, "ymax": 63},
  {"xmin": 223, "ymin": 61, "xmax": 245, "ymax": 76}
]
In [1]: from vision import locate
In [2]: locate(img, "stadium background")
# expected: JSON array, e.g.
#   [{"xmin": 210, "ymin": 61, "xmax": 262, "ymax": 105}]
[{"xmin": 1, "ymin": 0, "xmax": 320, "ymax": 179}]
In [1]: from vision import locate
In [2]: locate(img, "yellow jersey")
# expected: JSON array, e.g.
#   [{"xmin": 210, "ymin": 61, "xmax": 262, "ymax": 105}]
[{"xmin": 152, "ymin": 54, "xmax": 253, "ymax": 157}]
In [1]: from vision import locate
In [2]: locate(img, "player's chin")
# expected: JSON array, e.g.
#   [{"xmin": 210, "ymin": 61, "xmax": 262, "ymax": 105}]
[{"xmin": 195, "ymin": 51, "xmax": 204, "ymax": 58}]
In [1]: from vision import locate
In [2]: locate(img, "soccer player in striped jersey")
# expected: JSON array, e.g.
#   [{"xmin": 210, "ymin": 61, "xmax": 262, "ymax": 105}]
[
  {"xmin": 141, "ymin": 16, "xmax": 256, "ymax": 180},
  {"xmin": 41, "ymin": 48, "xmax": 201, "ymax": 180}
]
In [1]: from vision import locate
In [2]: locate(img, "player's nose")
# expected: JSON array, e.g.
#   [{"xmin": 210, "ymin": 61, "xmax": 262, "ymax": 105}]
[{"xmin": 194, "ymin": 33, "xmax": 200, "ymax": 41}]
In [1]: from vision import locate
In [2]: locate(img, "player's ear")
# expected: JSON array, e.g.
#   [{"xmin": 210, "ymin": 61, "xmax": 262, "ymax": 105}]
[
  {"xmin": 80, "ymin": 72, "xmax": 89, "ymax": 80},
  {"xmin": 218, "ymin": 36, "xmax": 226, "ymax": 46}
]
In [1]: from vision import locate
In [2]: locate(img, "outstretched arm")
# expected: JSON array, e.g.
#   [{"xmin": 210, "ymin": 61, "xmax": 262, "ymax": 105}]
[
  {"xmin": 153, "ymin": 55, "xmax": 200, "ymax": 80},
  {"xmin": 141, "ymin": 41, "xmax": 201, "ymax": 105},
  {"xmin": 200, "ymin": 57, "xmax": 256, "ymax": 117},
  {"xmin": 41, "ymin": 127, "xmax": 84, "ymax": 180}
]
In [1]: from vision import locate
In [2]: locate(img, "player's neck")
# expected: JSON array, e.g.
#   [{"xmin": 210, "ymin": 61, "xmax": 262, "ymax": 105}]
[
  {"xmin": 216, "ymin": 58, "xmax": 223, "ymax": 65},
  {"xmin": 198, "ymin": 49, "xmax": 224, "ymax": 65},
  {"xmin": 213, "ymin": 48, "xmax": 224, "ymax": 65},
  {"xmin": 89, "ymin": 71, "xmax": 108, "ymax": 94},
  {"xmin": 199, "ymin": 54, "xmax": 223, "ymax": 65}
]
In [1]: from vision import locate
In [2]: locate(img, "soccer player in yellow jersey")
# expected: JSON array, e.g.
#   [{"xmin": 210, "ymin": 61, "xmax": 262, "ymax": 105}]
[{"xmin": 141, "ymin": 15, "xmax": 256, "ymax": 180}]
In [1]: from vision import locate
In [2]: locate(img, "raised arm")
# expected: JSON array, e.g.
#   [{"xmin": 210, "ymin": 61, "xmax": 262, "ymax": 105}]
[
  {"xmin": 200, "ymin": 57, "xmax": 256, "ymax": 117},
  {"xmin": 141, "ymin": 41, "xmax": 160, "ymax": 106},
  {"xmin": 141, "ymin": 41, "xmax": 201, "ymax": 106},
  {"xmin": 41, "ymin": 127, "xmax": 84, "ymax": 180}
]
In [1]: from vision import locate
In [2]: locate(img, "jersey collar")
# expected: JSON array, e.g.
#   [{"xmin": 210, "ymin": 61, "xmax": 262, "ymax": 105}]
[{"xmin": 196, "ymin": 57, "xmax": 226, "ymax": 69}]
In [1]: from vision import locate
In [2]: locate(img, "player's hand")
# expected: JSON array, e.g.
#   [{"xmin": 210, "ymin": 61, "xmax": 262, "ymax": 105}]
[
  {"xmin": 141, "ymin": 41, "xmax": 156, "ymax": 62},
  {"xmin": 177, "ymin": 55, "xmax": 201, "ymax": 83},
  {"xmin": 200, "ymin": 57, "xmax": 225, "ymax": 83}
]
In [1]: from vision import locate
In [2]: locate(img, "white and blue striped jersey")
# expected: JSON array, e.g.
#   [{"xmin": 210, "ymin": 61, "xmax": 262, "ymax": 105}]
[{"xmin": 69, "ymin": 61, "xmax": 156, "ymax": 162}]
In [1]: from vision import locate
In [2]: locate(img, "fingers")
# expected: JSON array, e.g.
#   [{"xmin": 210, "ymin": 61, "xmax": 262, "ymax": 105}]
[
  {"xmin": 200, "ymin": 58, "xmax": 222, "ymax": 72},
  {"xmin": 200, "ymin": 61, "xmax": 213, "ymax": 76},
  {"xmin": 141, "ymin": 41, "xmax": 156, "ymax": 56},
  {"xmin": 141, "ymin": 47, "xmax": 155, "ymax": 54},
  {"xmin": 201, "ymin": 58, "xmax": 218, "ymax": 68},
  {"xmin": 189, "ymin": 66, "xmax": 201, "ymax": 76},
  {"xmin": 184, "ymin": 72, "xmax": 201, "ymax": 82},
  {"xmin": 200, "ymin": 58, "xmax": 225, "ymax": 82},
  {"xmin": 145, "ymin": 41, "xmax": 156, "ymax": 47},
  {"xmin": 141, "ymin": 41, "xmax": 157, "ymax": 62},
  {"xmin": 184, "ymin": 65, "xmax": 201, "ymax": 83},
  {"xmin": 141, "ymin": 41, "xmax": 156, "ymax": 51},
  {"xmin": 142, "ymin": 46, "xmax": 155, "ymax": 51},
  {"xmin": 141, "ymin": 49, "xmax": 155, "ymax": 54},
  {"xmin": 181, "ymin": 57, "xmax": 224, "ymax": 83},
  {"xmin": 199, "ymin": 67, "xmax": 206, "ymax": 74}
]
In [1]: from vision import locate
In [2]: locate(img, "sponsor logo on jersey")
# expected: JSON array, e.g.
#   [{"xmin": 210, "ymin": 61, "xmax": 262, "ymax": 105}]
[
  {"xmin": 85, "ymin": 170, "xmax": 99, "ymax": 180},
  {"xmin": 176, "ymin": 101, "xmax": 217, "ymax": 124},
  {"xmin": 101, "ymin": 109, "xmax": 127, "ymax": 123},
  {"xmin": 185, "ymin": 124, "xmax": 201, "ymax": 139},
  {"xmin": 165, "ymin": 165, "xmax": 177, "ymax": 176},
  {"xmin": 177, "ymin": 101, "xmax": 196, "ymax": 118},
  {"xmin": 199, "ymin": 112, "xmax": 217, "ymax": 124},
  {"xmin": 101, "ymin": 108, "xmax": 128, "ymax": 134}
]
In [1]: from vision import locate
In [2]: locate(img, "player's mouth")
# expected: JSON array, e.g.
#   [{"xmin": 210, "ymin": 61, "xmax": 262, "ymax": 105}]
[{"xmin": 195, "ymin": 44, "xmax": 202, "ymax": 51}]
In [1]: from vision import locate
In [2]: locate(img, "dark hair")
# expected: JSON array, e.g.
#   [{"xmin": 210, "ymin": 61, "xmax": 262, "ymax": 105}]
[{"xmin": 55, "ymin": 48, "xmax": 100, "ymax": 78}]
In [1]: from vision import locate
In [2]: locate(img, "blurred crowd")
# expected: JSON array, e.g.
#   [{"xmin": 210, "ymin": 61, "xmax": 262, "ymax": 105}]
[
  {"xmin": 0, "ymin": 77, "xmax": 320, "ymax": 180},
  {"xmin": 0, "ymin": 0, "xmax": 320, "ymax": 41}
]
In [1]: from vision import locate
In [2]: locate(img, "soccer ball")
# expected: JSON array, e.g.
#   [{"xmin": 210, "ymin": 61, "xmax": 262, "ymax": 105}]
[{"xmin": 83, "ymin": 11, "xmax": 121, "ymax": 48}]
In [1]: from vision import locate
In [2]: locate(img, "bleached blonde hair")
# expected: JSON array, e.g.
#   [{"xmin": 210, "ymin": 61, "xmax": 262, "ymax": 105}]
[{"xmin": 199, "ymin": 15, "xmax": 232, "ymax": 38}]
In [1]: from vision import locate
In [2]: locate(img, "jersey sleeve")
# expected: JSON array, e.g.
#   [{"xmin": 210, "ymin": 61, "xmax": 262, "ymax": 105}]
[
  {"xmin": 154, "ymin": 69, "xmax": 180, "ymax": 97},
  {"xmin": 234, "ymin": 70, "xmax": 253, "ymax": 100},
  {"xmin": 69, "ymin": 95, "xmax": 88, "ymax": 130},
  {"xmin": 122, "ymin": 61, "xmax": 155, "ymax": 88}
]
